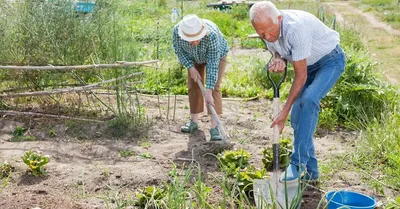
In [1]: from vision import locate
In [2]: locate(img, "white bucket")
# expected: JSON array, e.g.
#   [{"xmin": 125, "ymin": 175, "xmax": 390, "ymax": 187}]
[{"xmin": 253, "ymin": 178, "xmax": 302, "ymax": 209}]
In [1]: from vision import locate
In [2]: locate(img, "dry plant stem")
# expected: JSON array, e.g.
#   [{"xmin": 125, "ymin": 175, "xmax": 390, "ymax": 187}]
[
  {"xmin": 0, "ymin": 110, "xmax": 104, "ymax": 123},
  {"xmin": 173, "ymin": 95, "xmax": 177, "ymax": 121},
  {"xmin": 0, "ymin": 73, "xmax": 143, "ymax": 98},
  {"xmin": 176, "ymin": 148, "xmax": 197, "ymax": 163},
  {"xmin": 70, "ymin": 71, "xmax": 120, "ymax": 115},
  {"xmin": 0, "ymin": 84, "xmax": 82, "ymax": 93},
  {"xmin": 0, "ymin": 60, "xmax": 158, "ymax": 71}
]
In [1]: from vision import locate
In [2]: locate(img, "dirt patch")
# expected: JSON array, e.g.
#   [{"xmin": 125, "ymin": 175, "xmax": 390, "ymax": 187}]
[{"xmin": 0, "ymin": 95, "xmax": 380, "ymax": 208}]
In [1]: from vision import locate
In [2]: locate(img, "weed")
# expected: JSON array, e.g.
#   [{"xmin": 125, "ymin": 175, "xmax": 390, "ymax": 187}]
[
  {"xmin": 48, "ymin": 128, "xmax": 57, "ymax": 137},
  {"xmin": 0, "ymin": 162, "xmax": 13, "ymax": 179},
  {"xmin": 119, "ymin": 150, "xmax": 135, "ymax": 158},
  {"xmin": 12, "ymin": 126, "xmax": 25, "ymax": 137},
  {"xmin": 10, "ymin": 135, "xmax": 36, "ymax": 142},
  {"xmin": 386, "ymin": 196, "xmax": 400, "ymax": 209},
  {"xmin": 139, "ymin": 152, "xmax": 153, "ymax": 159},
  {"xmin": 139, "ymin": 140, "xmax": 152, "ymax": 149}
]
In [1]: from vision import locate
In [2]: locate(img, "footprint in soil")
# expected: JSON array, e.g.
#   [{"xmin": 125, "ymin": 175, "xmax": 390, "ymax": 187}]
[{"xmin": 174, "ymin": 130, "xmax": 234, "ymax": 173}]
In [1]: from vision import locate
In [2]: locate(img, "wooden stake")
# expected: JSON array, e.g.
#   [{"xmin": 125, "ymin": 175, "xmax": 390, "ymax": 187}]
[
  {"xmin": 0, "ymin": 60, "xmax": 158, "ymax": 71},
  {"xmin": 0, "ymin": 110, "xmax": 104, "ymax": 123},
  {"xmin": 0, "ymin": 73, "xmax": 143, "ymax": 98}
]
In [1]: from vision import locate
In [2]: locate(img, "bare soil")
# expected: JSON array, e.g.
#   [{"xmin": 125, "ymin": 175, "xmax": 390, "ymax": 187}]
[{"xmin": 0, "ymin": 93, "xmax": 384, "ymax": 209}]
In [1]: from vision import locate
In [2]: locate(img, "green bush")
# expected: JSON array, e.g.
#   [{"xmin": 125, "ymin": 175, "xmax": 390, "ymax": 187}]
[{"xmin": 318, "ymin": 27, "xmax": 399, "ymax": 130}]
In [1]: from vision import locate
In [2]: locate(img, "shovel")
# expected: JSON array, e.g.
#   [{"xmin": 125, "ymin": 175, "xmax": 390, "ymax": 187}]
[
  {"xmin": 196, "ymin": 79, "xmax": 229, "ymax": 143},
  {"xmin": 268, "ymin": 55, "xmax": 287, "ymax": 206},
  {"xmin": 254, "ymin": 55, "xmax": 301, "ymax": 209}
]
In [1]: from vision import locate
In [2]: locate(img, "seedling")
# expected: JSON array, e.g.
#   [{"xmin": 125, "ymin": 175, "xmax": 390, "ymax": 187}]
[
  {"xmin": 0, "ymin": 162, "xmax": 14, "ymax": 179},
  {"xmin": 21, "ymin": 150, "xmax": 50, "ymax": 177},
  {"xmin": 139, "ymin": 153, "xmax": 153, "ymax": 159},
  {"xmin": 135, "ymin": 186, "xmax": 166, "ymax": 207},
  {"xmin": 48, "ymin": 129, "xmax": 57, "ymax": 137},
  {"xmin": 139, "ymin": 140, "xmax": 152, "ymax": 149},
  {"xmin": 120, "ymin": 149, "xmax": 135, "ymax": 158},
  {"xmin": 13, "ymin": 126, "xmax": 25, "ymax": 137}
]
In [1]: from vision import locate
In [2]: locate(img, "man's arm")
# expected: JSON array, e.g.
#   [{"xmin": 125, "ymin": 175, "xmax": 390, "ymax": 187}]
[
  {"xmin": 281, "ymin": 59, "xmax": 307, "ymax": 115},
  {"xmin": 270, "ymin": 58, "xmax": 307, "ymax": 132},
  {"xmin": 172, "ymin": 27, "xmax": 193, "ymax": 70}
]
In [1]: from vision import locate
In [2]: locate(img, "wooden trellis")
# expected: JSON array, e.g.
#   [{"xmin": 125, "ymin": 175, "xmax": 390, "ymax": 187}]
[{"xmin": 0, "ymin": 60, "xmax": 159, "ymax": 121}]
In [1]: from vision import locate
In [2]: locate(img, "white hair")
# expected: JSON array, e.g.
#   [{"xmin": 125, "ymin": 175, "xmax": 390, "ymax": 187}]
[{"xmin": 249, "ymin": 1, "xmax": 280, "ymax": 24}]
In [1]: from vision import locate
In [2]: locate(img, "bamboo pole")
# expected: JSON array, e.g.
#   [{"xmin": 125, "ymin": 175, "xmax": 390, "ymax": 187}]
[
  {"xmin": 0, "ymin": 110, "xmax": 105, "ymax": 123},
  {"xmin": 0, "ymin": 73, "xmax": 143, "ymax": 98},
  {"xmin": 0, "ymin": 60, "xmax": 158, "ymax": 71}
]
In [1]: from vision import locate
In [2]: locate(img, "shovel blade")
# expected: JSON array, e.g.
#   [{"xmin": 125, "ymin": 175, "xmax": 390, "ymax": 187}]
[{"xmin": 253, "ymin": 175, "xmax": 301, "ymax": 209}]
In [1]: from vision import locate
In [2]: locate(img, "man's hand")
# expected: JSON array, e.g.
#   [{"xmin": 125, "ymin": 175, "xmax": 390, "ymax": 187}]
[
  {"xmin": 268, "ymin": 57, "xmax": 286, "ymax": 73},
  {"xmin": 270, "ymin": 111, "xmax": 288, "ymax": 134},
  {"xmin": 189, "ymin": 67, "xmax": 201, "ymax": 82},
  {"xmin": 205, "ymin": 89, "xmax": 215, "ymax": 106}
]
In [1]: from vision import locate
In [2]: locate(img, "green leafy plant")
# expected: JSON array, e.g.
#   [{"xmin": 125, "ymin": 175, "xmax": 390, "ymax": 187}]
[
  {"xmin": 119, "ymin": 149, "xmax": 135, "ymax": 158},
  {"xmin": 11, "ymin": 126, "xmax": 36, "ymax": 141},
  {"xmin": 386, "ymin": 196, "xmax": 400, "ymax": 209},
  {"xmin": 237, "ymin": 166, "xmax": 267, "ymax": 192},
  {"xmin": 12, "ymin": 126, "xmax": 25, "ymax": 136},
  {"xmin": 135, "ymin": 186, "xmax": 166, "ymax": 208},
  {"xmin": 218, "ymin": 148, "xmax": 250, "ymax": 176},
  {"xmin": 139, "ymin": 140, "xmax": 152, "ymax": 149},
  {"xmin": 0, "ymin": 162, "xmax": 13, "ymax": 179},
  {"xmin": 139, "ymin": 152, "xmax": 153, "ymax": 159},
  {"xmin": 48, "ymin": 128, "xmax": 57, "ymax": 137},
  {"xmin": 262, "ymin": 138, "xmax": 293, "ymax": 171},
  {"xmin": 21, "ymin": 150, "xmax": 50, "ymax": 177}
]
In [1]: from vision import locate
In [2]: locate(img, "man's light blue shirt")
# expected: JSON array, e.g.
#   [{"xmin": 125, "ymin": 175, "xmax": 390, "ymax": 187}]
[{"xmin": 266, "ymin": 10, "xmax": 340, "ymax": 66}]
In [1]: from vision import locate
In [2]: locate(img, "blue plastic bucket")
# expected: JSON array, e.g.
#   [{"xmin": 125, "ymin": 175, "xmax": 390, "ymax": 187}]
[
  {"xmin": 325, "ymin": 191, "xmax": 376, "ymax": 209},
  {"xmin": 75, "ymin": 2, "xmax": 95, "ymax": 13}
]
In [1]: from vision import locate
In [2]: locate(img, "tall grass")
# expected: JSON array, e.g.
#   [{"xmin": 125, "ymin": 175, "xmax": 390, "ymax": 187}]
[{"xmin": 357, "ymin": 106, "xmax": 400, "ymax": 186}]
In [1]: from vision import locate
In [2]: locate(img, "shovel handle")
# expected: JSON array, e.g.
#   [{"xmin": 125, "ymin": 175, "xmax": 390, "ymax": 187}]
[
  {"xmin": 266, "ymin": 53, "xmax": 287, "ymax": 174},
  {"xmin": 266, "ymin": 56, "xmax": 287, "ymax": 98},
  {"xmin": 196, "ymin": 79, "xmax": 228, "ymax": 142}
]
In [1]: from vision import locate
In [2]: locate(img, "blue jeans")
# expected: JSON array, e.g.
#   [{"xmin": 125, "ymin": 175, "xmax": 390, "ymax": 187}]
[{"xmin": 290, "ymin": 45, "xmax": 346, "ymax": 178}]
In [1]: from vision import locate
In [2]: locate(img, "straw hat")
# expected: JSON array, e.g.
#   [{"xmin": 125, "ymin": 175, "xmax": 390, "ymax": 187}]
[{"xmin": 178, "ymin": 14, "xmax": 207, "ymax": 42}]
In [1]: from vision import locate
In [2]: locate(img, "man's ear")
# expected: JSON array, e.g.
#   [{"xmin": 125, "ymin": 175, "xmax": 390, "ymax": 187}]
[{"xmin": 277, "ymin": 15, "xmax": 282, "ymax": 23}]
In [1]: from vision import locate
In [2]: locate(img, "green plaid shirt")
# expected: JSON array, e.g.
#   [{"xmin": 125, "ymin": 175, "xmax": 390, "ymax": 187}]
[{"xmin": 172, "ymin": 19, "xmax": 229, "ymax": 89}]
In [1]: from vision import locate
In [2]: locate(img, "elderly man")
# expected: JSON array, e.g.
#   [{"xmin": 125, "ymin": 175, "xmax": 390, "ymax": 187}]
[
  {"xmin": 249, "ymin": 2, "xmax": 346, "ymax": 182},
  {"xmin": 172, "ymin": 14, "xmax": 229, "ymax": 141}
]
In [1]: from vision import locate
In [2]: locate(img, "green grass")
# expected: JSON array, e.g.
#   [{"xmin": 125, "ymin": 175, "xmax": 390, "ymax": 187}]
[
  {"xmin": 359, "ymin": 0, "xmax": 400, "ymax": 29},
  {"xmin": 352, "ymin": 107, "xmax": 400, "ymax": 191}
]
